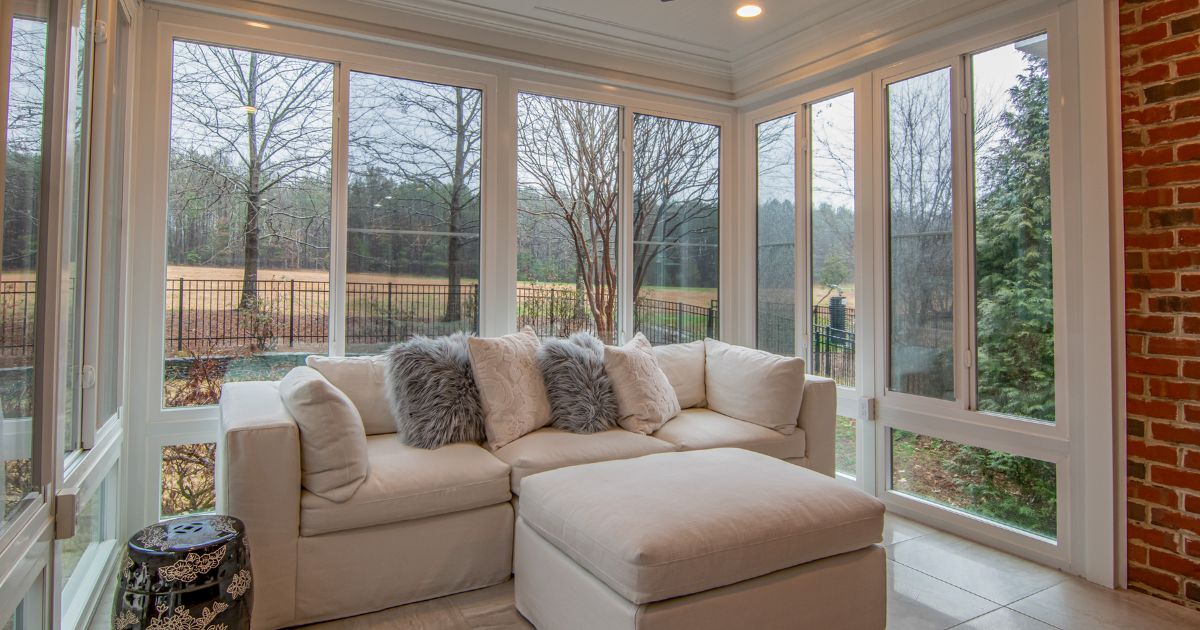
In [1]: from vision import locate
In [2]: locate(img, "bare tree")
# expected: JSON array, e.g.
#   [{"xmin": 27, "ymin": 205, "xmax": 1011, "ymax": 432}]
[
  {"xmin": 169, "ymin": 42, "xmax": 333, "ymax": 307},
  {"xmin": 348, "ymin": 77, "xmax": 482, "ymax": 322},
  {"xmin": 632, "ymin": 115, "xmax": 719, "ymax": 302},
  {"xmin": 517, "ymin": 94, "xmax": 620, "ymax": 339}
]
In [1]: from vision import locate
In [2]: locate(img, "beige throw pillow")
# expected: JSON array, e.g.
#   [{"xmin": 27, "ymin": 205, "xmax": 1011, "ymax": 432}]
[
  {"xmin": 605, "ymin": 333, "xmax": 681, "ymax": 434},
  {"xmin": 306, "ymin": 355, "xmax": 394, "ymax": 435},
  {"xmin": 468, "ymin": 329, "xmax": 552, "ymax": 450},
  {"xmin": 704, "ymin": 338, "xmax": 806, "ymax": 435},
  {"xmin": 652, "ymin": 340, "xmax": 706, "ymax": 409},
  {"xmin": 279, "ymin": 366, "xmax": 370, "ymax": 502}
]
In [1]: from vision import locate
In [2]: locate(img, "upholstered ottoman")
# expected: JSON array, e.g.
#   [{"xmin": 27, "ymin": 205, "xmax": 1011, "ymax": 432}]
[{"xmin": 514, "ymin": 448, "xmax": 886, "ymax": 630}]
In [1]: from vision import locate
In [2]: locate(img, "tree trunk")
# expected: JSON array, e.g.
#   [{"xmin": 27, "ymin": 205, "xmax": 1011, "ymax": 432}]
[{"xmin": 240, "ymin": 53, "xmax": 261, "ymax": 309}]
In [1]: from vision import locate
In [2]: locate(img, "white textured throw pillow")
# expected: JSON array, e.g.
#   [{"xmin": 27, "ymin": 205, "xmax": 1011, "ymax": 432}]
[
  {"xmin": 605, "ymin": 333, "xmax": 682, "ymax": 434},
  {"xmin": 468, "ymin": 329, "xmax": 553, "ymax": 450},
  {"xmin": 653, "ymin": 340, "xmax": 707, "ymax": 409},
  {"xmin": 704, "ymin": 338, "xmax": 806, "ymax": 435},
  {"xmin": 306, "ymin": 354, "xmax": 394, "ymax": 435},
  {"xmin": 279, "ymin": 366, "xmax": 370, "ymax": 502}
]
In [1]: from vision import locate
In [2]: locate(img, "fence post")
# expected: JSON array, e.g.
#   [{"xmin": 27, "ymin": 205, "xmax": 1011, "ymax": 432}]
[
  {"xmin": 675, "ymin": 301, "xmax": 683, "ymax": 342},
  {"xmin": 387, "ymin": 283, "xmax": 394, "ymax": 341},
  {"xmin": 289, "ymin": 279, "xmax": 296, "ymax": 348},
  {"xmin": 176, "ymin": 278, "xmax": 185, "ymax": 351},
  {"xmin": 706, "ymin": 301, "xmax": 715, "ymax": 338}
]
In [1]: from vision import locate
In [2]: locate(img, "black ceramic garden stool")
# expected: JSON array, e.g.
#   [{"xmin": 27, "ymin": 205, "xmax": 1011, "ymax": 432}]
[{"xmin": 112, "ymin": 514, "xmax": 252, "ymax": 630}]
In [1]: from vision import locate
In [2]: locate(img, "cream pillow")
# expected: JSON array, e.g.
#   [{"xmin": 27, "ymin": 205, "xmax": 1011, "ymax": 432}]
[
  {"xmin": 704, "ymin": 338, "xmax": 806, "ymax": 435},
  {"xmin": 652, "ymin": 340, "xmax": 706, "ymax": 409},
  {"xmin": 605, "ymin": 333, "xmax": 681, "ymax": 434},
  {"xmin": 279, "ymin": 366, "xmax": 369, "ymax": 502},
  {"xmin": 468, "ymin": 329, "xmax": 552, "ymax": 450},
  {"xmin": 306, "ymin": 355, "xmax": 394, "ymax": 435}
]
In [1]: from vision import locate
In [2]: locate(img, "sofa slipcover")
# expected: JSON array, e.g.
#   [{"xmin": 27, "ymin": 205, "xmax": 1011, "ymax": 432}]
[
  {"xmin": 495, "ymin": 427, "xmax": 676, "ymax": 494},
  {"xmin": 653, "ymin": 408, "xmax": 806, "ymax": 461},
  {"xmin": 299, "ymin": 437, "xmax": 511, "ymax": 536},
  {"xmin": 518, "ymin": 448, "xmax": 884, "ymax": 604}
]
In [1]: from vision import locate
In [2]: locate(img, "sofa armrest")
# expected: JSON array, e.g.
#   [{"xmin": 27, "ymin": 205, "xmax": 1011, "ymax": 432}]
[
  {"xmin": 797, "ymin": 376, "xmax": 836, "ymax": 477},
  {"xmin": 218, "ymin": 381, "xmax": 301, "ymax": 630}
]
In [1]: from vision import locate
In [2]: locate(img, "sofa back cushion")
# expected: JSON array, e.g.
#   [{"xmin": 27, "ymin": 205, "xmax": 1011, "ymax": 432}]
[
  {"xmin": 704, "ymin": 338, "xmax": 806, "ymax": 435},
  {"xmin": 652, "ymin": 340, "xmax": 706, "ymax": 409},
  {"xmin": 605, "ymin": 333, "xmax": 681, "ymax": 435},
  {"xmin": 279, "ymin": 366, "xmax": 370, "ymax": 502},
  {"xmin": 306, "ymin": 355, "xmax": 394, "ymax": 435},
  {"xmin": 468, "ymin": 329, "xmax": 553, "ymax": 450}
]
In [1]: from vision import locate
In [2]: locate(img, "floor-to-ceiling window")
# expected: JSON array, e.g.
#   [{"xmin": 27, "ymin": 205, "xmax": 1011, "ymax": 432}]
[
  {"xmin": 885, "ymin": 34, "xmax": 1058, "ymax": 540},
  {"xmin": 160, "ymin": 41, "xmax": 334, "ymax": 516}
]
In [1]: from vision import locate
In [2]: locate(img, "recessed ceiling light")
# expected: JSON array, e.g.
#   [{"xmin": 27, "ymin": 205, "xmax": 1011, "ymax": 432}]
[
  {"xmin": 245, "ymin": 21, "xmax": 271, "ymax": 29},
  {"xmin": 736, "ymin": 4, "xmax": 763, "ymax": 18}
]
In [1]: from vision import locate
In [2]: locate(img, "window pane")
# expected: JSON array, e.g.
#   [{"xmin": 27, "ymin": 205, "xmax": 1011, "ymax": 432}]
[
  {"xmin": 59, "ymin": 466, "xmax": 118, "ymax": 627},
  {"xmin": 891, "ymin": 429, "xmax": 1057, "ymax": 538},
  {"xmin": 810, "ymin": 92, "xmax": 856, "ymax": 387},
  {"xmin": 161, "ymin": 443, "xmax": 215, "ymax": 518},
  {"xmin": 164, "ymin": 42, "xmax": 333, "ymax": 407},
  {"xmin": 835, "ymin": 414, "xmax": 856, "ymax": 477},
  {"xmin": 973, "ymin": 36, "xmax": 1054, "ymax": 423},
  {"xmin": 755, "ymin": 114, "xmax": 795, "ymax": 356},
  {"xmin": 517, "ymin": 93, "xmax": 619, "ymax": 343},
  {"xmin": 346, "ymin": 73, "xmax": 482, "ymax": 353},
  {"xmin": 887, "ymin": 68, "xmax": 954, "ymax": 400},
  {"xmin": 2, "ymin": 11, "xmax": 48, "ymax": 536},
  {"xmin": 632, "ymin": 114, "xmax": 719, "ymax": 345}
]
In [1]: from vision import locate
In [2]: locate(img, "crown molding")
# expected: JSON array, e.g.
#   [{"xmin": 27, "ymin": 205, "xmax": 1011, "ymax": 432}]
[{"xmin": 352, "ymin": 0, "xmax": 733, "ymax": 80}]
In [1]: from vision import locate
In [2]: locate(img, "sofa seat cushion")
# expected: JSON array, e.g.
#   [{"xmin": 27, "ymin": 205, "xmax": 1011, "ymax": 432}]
[
  {"xmin": 653, "ymin": 409, "xmax": 806, "ymax": 461},
  {"xmin": 300, "ymin": 435, "xmax": 511, "ymax": 536},
  {"xmin": 519, "ymin": 448, "xmax": 884, "ymax": 604},
  {"xmin": 495, "ymin": 427, "xmax": 676, "ymax": 495}
]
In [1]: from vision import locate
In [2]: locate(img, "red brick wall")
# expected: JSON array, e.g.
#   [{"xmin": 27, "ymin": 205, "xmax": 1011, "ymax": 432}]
[{"xmin": 1122, "ymin": 0, "xmax": 1200, "ymax": 610}]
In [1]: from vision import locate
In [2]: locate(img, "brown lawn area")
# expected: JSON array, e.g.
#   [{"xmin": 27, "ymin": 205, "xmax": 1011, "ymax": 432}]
[{"xmin": 167, "ymin": 265, "xmax": 721, "ymax": 308}]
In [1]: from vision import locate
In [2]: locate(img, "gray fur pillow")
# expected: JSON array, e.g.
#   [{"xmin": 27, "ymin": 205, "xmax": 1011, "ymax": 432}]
[
  {"xmin": 384, "ymin": 333, "xmax": 485, "ymax": 449},
  {"xmin": 537, "ymin": 332, "xmax": 619, "ymax": 434}
]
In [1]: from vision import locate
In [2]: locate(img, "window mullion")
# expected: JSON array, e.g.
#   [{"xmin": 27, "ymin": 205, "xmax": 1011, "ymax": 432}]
[
  {"xmin": 950, "ymin": 56, "xmax": 973, "ymax": 411},
  {"xmin": 619, "ymin": 109, "xmax": 634, "ymax": 344},
  {"xmin": 329, "ymin": 63, "xmax": 349, "ymax": 357}
]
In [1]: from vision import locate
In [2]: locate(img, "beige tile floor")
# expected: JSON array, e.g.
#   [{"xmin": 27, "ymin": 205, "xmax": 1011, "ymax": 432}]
[{"xmin": 294, "ymin": 513, "xmax": 1200, "ymax": 630}]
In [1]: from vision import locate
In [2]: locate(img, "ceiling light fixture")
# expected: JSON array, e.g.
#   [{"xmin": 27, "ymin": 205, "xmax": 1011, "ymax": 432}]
[
  {"xmin": 735, "ymin": 4, "xmax": 762, "ymax": 18},
  {"xmin": 242, "ymin": 105, "xmax": 258, "ymax": 114},
  {"xmin": 245, "ymin": 21, "xmax": 271, "ymax": 29}
]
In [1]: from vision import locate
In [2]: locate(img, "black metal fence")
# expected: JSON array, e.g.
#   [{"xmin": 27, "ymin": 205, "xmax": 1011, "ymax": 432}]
[
  {"xmin": 756, "ymin": 298, "xmax": 856, "ymax": 386},
  {"xmin": 0, "ymin": 281, "xmax": 36, "ymax": 360}
]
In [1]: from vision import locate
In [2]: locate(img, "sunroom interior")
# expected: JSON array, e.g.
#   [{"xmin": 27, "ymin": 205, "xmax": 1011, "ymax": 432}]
[{"xmin": 2, "ymin": 0, "xmax": 1198, "ymax": 628}]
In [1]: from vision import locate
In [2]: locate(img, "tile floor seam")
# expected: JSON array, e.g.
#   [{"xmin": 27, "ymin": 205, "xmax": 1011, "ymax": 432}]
[
  {"xmin": 888, "ymin": 553, "xmax": 1011, "ymax": 608},
  {"xmin": 941, "ymin": 603, "xmax": 1006, "ymax": 629},
  {"xmin": 1002, "ymin": 604, "xmax": 1065, "ymax": 630}
]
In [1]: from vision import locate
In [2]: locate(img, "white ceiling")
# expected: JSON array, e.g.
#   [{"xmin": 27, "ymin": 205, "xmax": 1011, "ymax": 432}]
[{"xmin": 390, "ymin": 0, "xmax": 875, "ymax": 64}]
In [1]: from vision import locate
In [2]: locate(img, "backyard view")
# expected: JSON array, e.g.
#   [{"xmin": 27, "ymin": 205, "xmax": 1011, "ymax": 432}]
[{"xmin": 1, "ymin": 16, "xmax": 46, "ymax": 533}]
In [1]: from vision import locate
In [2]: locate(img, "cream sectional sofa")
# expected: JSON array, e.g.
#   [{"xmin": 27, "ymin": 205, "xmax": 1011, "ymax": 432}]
[{"xmin": 217, "ymin": 340, "xmax": 836, "ymax": 629}]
